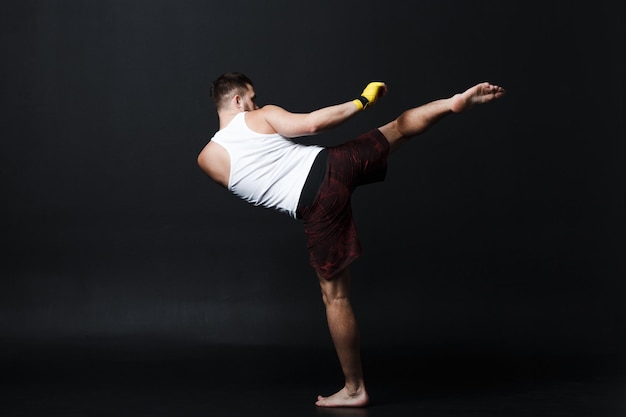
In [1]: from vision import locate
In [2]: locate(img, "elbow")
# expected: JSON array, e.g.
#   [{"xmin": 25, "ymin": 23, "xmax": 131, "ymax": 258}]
[
  {"xmin": 305, "ymin": 119, "xmax": 326, "ymax": 135},
  {"xmin": 197, "ymin": 152, "xmax": 211, "ymax": 175},
  {"xmin": 301, "ymin": 112, "xmax": 331, "ymax": 135},
  {"xmin": 197, "ymin": 153, "xmax": 205, "ymax": 170},
  {"xmin": 289, "ymin": 124, "xmax": 322, "ymax": 137},
  {"xmin": 306, "ymin": 125, "xmax": 323, "ymax": 135}
]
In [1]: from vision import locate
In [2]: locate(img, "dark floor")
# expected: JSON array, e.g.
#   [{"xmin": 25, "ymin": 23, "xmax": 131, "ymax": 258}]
[{"xmin": 1, "ymin": 338, "xmax": 625, "ymax": 417}]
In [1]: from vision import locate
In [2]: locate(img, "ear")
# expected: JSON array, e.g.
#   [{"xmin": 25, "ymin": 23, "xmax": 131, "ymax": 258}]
[{"xmin": 232, "ymin": 94, "xmax": 243, "ymax": 111}]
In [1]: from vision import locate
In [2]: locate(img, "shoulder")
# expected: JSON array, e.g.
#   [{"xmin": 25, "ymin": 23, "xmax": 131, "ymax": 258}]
[
  {"xmin": 254, "ymin": 104, "xmax": 287, "ymax": 116},
  {"xmin": 246, "ymin": 105, "xmax": 287, "ymax": 134}
]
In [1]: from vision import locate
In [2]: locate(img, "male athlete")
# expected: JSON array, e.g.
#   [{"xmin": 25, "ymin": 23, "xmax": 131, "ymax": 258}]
[{"xmin": 197, "ymin": 72, "xmax": 505, "ymax": 407}]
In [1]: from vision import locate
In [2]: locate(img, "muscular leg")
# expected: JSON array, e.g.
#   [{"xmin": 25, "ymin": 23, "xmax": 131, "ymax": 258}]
[
  {"xmin": 315, "ymin": 267, "xmax": 369, "ymax": 408},
  {"xmin": 379, "ymin": 82, "xmax": 505, "ymax": 151}
]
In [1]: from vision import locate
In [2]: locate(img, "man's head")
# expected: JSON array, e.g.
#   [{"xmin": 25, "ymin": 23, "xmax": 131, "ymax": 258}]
[{"xmin": 210, "ymin": 72, "xmax": 258, "ymax": 112}]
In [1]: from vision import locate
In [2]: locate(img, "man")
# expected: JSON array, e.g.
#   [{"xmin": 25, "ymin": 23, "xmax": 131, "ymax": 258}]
[{"xmin": 197, "ymin": 72, "xmax": 505, "ymax": 407}]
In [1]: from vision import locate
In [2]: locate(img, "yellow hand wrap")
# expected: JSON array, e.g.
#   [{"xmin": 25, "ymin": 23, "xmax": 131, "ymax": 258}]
[{"xmin": 352, "ymin": 82, "xmax": 385, "ymax": 110}]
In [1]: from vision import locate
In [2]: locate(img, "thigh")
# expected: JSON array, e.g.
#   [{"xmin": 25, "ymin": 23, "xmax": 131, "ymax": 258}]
[
  {"xmin": 329, "ymin": 128, "xmax": 390, "ymax": 187},
  {"xmin": 301, "ymin": 175, "xmax": 361, "ymax": 280}
]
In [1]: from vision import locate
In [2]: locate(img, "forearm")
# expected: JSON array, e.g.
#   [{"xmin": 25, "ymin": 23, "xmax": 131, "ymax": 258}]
[{"xmin": 305, "ymin": 101, "xmax": 361, "ymax": 133}]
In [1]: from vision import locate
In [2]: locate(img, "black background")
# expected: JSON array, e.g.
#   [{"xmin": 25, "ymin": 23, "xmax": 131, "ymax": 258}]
[{"xmin": 1, "ymin": 0, "xmax": 624, "ymax": 377}]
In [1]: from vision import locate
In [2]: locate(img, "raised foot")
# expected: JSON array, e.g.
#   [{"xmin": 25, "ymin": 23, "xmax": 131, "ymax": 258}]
[
  {"xmin": 315, "ymin": 386, "xmax": 370, "ymax": 408},
  {"xmin": 450, "ymin": 82, "xmax": 506, "ymax": 113}
]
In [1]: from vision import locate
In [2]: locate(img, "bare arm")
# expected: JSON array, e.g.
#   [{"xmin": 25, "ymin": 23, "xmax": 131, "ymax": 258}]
[
  {"xmin": 245, "ymin": 82, "xmax": 387, "ymax": 138},
  {"xmin": 256, "ymin": 102, "xmax": 361, "ymax": 138}
]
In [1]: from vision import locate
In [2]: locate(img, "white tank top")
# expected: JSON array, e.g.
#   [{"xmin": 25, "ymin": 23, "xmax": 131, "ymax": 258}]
[{"xmin": 210, "ymin": 112, "xmax": 323, "ymax": 218}]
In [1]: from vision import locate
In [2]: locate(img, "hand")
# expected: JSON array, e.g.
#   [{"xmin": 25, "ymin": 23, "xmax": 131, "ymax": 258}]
[{"xmin": 353, "ymin": 82, "xmax": 387, "ymax": 110}]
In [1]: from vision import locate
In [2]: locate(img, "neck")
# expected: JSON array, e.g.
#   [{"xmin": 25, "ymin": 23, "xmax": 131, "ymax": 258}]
[{"xmin": 218, "ymin": 110, "xmax": 243, "ymax": 130}]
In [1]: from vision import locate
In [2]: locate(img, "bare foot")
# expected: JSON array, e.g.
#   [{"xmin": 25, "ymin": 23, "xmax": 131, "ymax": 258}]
[
  {"xmin": 315, "ymin": 386, "xmax": 370, "ymax": 408},
  {"xmin": 450, "ymin": 82, "xmax": 505, "ymax": 113}
]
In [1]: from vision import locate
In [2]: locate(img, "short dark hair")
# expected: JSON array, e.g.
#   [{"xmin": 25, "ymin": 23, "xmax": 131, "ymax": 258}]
[{"xmin": 210, "ymin": 72, "xmax": 254, "ymax": 110}]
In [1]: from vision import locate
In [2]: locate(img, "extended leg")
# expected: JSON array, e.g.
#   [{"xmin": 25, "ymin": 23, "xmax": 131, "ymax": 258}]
[
  {"xmin": 379, "ymin": 82, "xmax": 505, "ymax": 151},
  {"xmin": 316, "ymin": 267, "xmax": 369, "ymax": 408}
]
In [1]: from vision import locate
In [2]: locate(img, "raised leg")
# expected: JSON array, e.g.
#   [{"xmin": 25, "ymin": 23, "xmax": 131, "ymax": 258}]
[
  {"xmin": 379, "ymin": 81, "xmax": 505, "ymax": 152},
  {"xmin": 316, "ymin": 267, "xmax": 369, "ymax": 408}
]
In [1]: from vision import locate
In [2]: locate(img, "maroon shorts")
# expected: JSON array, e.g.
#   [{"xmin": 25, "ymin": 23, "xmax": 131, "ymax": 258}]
[{"xmin": 297, "ymin": 129, "xmax": 390, "ymax": 279}]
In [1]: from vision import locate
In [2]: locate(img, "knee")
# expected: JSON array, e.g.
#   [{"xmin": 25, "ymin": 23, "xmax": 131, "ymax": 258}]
[
  {"xmin": 318, "ymin": 272, "xmax": 350, "ymax": 306},
  {"xmin": 320, "ymin": 290, "xmax": 350, "ymax": 309},
  {"xmin": 319, "ymin": 282, "xmax": 338, "ymax": 305},
  {"xmin": 320, "ymin": 290, "xmax": 332, "ymax": 307},
  {"xmin": 378, "ymin": 120, "xmax": 407, "ymax": 152},
  {"xmin": 379, "ymin": 120, "xmax": 401, "ymax": 140},
  {"xmin": 320, "ymin": 286, "xmax": 347, "ymax": 302}
]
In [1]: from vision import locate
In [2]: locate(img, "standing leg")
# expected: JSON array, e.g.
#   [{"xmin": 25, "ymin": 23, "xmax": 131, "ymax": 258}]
[
  {"xmin": 315, "ymin": 267, "xmax": 369, "ymax": 408},
  {"xmin": 379, "ymin": 82, "xmax": 505, "ymax": 151}
]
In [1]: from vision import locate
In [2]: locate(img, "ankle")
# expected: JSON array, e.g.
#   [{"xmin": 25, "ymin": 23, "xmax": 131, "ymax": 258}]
[{"xmin": 345, "ymin": 382, "xmax": 366, "ymax": 396}]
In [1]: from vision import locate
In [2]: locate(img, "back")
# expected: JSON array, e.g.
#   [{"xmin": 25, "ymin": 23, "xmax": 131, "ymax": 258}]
[{"xmin": 207, "ymin": 112, "xmax": 323, "ymax": 218}]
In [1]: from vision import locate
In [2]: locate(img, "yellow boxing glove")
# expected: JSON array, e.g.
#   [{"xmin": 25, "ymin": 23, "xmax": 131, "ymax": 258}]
[{"xmin": 353, "ymin": 81, "xmax": 386, "ymax": 110}]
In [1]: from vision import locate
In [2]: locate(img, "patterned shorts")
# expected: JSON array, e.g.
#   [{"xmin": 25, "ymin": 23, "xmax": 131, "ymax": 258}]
[{"xmin": 296, "ymin": 129, "xmax": 390, "ymax": 280}]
